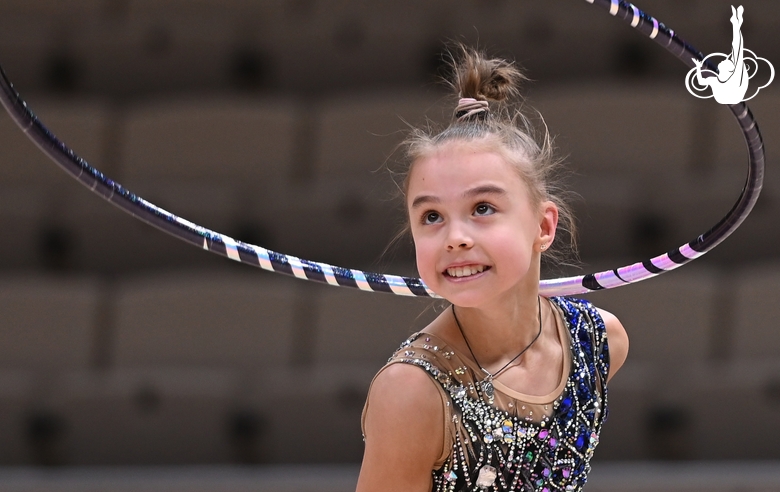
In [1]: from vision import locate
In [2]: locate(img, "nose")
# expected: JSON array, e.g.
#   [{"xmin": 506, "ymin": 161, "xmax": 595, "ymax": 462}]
[{"xmin": 445, "ymin": 222, "xmax": 474, "ymax": 251}]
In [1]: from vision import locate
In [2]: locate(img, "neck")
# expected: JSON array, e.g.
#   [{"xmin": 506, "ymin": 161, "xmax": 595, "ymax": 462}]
[
  {"xmin": 446, "ymin": 251, "xmax": 548, "ymax": 372},
  {"xmin": 452, "ymin": 284, "xmax": 544, "ymax": 372}
]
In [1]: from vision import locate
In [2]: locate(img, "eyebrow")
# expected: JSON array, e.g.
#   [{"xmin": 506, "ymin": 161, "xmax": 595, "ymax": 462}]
[
  {"xmin": 410, "ymin": 184, "xmax": 507, "ymax": 209},
  {"xmin": 410, "ymin": 194, "xmax": 440, "ymax": 209},
  {"xmin": 464, "ymin": 184, "xmax": 507, "ymax": 199}
]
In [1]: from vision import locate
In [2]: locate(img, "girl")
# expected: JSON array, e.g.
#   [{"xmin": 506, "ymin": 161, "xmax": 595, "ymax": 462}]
[{"xmin": 357, "ymin": 48, "xmax": 629, "ymax": 492}]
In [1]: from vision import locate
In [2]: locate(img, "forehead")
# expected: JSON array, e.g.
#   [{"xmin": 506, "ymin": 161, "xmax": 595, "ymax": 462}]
[{"xmin": 407, "ymin": 142, "xmax": 526, "ymax": 200}]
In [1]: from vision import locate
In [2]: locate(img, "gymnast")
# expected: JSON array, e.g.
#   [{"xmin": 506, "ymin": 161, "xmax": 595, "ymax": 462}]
[{"xmin": 357, "ymin": 47, "xmax": 629, "ymax": 492}]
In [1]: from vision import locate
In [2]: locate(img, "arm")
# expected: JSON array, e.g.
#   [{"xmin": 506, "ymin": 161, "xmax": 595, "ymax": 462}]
[
  {"xmin": 357, "ymin": 363, "xmax": 446, "ymax": 492},
  {"xmin": 692, "ymin": 59, "xmax": 712, "ymax": 87},
  {"xmin": 597, "ymin": 308, "xmax": 628, "ymax": 382}
]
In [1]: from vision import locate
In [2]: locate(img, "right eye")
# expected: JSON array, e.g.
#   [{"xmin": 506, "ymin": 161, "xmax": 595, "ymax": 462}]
[{"xmin": 422, "ymin": 211, "xmax": 442, "ymax": 225}]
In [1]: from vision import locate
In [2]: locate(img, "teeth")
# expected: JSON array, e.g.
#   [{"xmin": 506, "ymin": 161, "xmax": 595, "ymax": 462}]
[{"xmin": 447, "ymin": 265, "xmax": 485, "ymax": 278}]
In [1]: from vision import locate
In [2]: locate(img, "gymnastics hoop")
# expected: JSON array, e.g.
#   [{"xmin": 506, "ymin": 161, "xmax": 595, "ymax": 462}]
[{"xmin": 0, "ymin": 0, "xmax": 765, "ymax": 297}]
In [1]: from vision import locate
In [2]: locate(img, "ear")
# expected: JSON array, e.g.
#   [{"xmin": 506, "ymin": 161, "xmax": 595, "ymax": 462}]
[{"xmin": 537, "ymin": 200, "xmax": 559, "ymax": 251}]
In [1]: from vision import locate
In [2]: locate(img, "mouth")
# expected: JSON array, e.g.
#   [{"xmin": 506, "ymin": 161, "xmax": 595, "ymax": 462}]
[{"xmin": 444, "ymin": 265, "xmax": 491, "ymax": 278}]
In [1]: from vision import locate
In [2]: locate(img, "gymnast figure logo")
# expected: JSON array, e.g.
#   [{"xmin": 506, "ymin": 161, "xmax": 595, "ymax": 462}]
[{"xmin": 685, "ymin": 5, "xmax": 774, "ymax": 104}]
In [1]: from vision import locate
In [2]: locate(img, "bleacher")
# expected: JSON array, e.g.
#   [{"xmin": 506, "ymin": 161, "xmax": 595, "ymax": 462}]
[
  {"xmin": 0, "ymin": 0, "xmax": 779, "ymax": 489},
  {"xmin": 0, "ymin": 84, "xmax": 778, "ymax": 466}
]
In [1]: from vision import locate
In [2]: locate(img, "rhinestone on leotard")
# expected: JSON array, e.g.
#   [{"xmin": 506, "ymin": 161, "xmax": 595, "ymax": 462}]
[{"xmin": 385, "ymin": 297, "xmax": 609, "ymax": 492}]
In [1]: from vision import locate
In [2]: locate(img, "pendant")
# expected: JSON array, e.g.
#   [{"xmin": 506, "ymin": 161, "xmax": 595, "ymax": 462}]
[{"xmin": 482, "ymin": 378, "xmax": 495, "ymax": 399}]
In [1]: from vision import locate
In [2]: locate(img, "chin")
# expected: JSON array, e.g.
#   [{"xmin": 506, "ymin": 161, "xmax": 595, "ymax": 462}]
[
  {"xmin": 446, "ymin": 296, "xmax": 491, "ymax": 309},
  {"xmin": 432, "ymin": 283, "xmax": 498, "ymax": 309}
]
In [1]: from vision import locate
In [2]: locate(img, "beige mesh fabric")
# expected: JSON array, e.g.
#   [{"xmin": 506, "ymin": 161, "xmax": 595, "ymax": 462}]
[{"xmin": 362, "ymin": 303, "xmax": 572, "ymax": 469}]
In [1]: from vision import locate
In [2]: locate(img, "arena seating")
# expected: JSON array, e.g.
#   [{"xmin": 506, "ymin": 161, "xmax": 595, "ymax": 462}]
[
  {"xmin": 118, "ymin": 97, "xmax": 300, "ymax": 185},
  {"xmin": 531, "ymin": 83, "xmax": 694, "ymax": 176},
  {"xmin": 583, "ymin": 268, "xmax": 721, "ymax": 461},
  {"xmin": 0, "ymin": 275, "xmax": 102, "ymax": 465},
  {"xmin": 312, "ymin": 285, "xmax": 437, "ymax": 366},
  {"xmin": 254, "ymin": 285, "xmax": 442, "ymax": 463},
  {"xmin": 0, "ymin": 187, "xmax": 50, "ymax": 271},
  {"xmin": 0, "ymin": 275, "xmax": 100, "ymax": 371},
  {"xmin": 0, "ymin": 99, "xmax": 111, "ymax": 271},
  {"xmin": 0, "ymin": 98, "xmax": 110, "ymax": 188},
  {"xmin": 245, "ymin": 365, "xmax": 371, "ymax": 463},
  {"xmin": 708, "ymin": 90, "xmax": 780, "ymax": 262},
  {"xmin": 0, "ymin": 371, "xmax": 36, "ymax": 465},
  {"xmin": 52, "ymin": 367, "xmax": 240, "ymax": 465},
  {"xmin": 583, "ymin": 268, "xmax": 718, "ymax": 365},
  {"xmin": 264, "ymin": 90, "xmax": 446, "ymax": 267},
  {"xmin": 0, "ymin": 0, "xmax": 778, "ymax": 468},
  {"xmin": 57, "ymin": 97, "xmax": 300, "ymax": 273},
  {"xmin": 732, "ymin": 263, "xmax": 780, "ymax": 359},
  {"xmin": 676, "ymin": 359, "xmax": 780, "ymax": 460},
  {"xmin": 311, "ymin": 90, "xmax": 448, "ymax": 181},
  {"xmin": 112, "ymin": 271, "xmax": 299, "ymax": 369},
  {"xmin": 531, "ymin": 84, "xmax": 704, "ymax": 260}
]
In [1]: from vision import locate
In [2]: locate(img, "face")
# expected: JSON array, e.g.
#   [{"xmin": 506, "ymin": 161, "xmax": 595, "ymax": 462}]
[{"xmin": 407, "ymin": 141, "xmax": 558, "ymax": 308}]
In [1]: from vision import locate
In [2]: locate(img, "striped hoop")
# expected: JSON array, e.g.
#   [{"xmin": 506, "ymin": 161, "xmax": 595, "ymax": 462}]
[{"xmin": 0, "ymin": 0, "xmax": 765, "ymax": 297}]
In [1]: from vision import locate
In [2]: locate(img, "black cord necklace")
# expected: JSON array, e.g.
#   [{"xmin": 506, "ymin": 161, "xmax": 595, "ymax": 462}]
[{"xmin": 451, "ymin": 296, "xmax": 543, "ymax": 401}]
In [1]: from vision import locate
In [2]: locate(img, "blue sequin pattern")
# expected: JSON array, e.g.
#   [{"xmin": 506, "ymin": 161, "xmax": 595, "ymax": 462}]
[{"xmin": 389, "ymin": 297, "xmax": 610, "ymax": 492}]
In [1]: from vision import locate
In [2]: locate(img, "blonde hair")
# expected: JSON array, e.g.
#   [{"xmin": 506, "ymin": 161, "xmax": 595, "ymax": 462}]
[{"xmin": 398, "ymin": 46, "xmax": 578, "ymax": 266}]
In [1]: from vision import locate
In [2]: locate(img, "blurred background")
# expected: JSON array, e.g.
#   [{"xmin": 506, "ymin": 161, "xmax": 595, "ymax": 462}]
[{"xmin": 0, "ymin": 0, "xmax": 778, "ymax": 490}]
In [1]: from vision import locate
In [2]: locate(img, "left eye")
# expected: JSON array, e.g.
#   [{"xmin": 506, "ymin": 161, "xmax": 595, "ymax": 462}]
[{"xmin": 474, "ymin": 203, "xmax": 495, "ymax": 216}]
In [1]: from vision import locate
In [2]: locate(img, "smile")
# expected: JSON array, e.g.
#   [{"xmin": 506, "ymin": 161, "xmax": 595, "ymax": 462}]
[{"xmin": 445, "ymin": 265, "xmax": 490, "ymax": 278}]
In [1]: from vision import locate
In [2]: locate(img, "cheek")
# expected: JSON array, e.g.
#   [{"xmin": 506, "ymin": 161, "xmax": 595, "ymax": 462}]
[
  {"xmin": 492, "ymin": 225, "xmax": 535, "ymax": 269},
  {"xmin": 412, "ymin": 233, "xmax": 438, "ymax": 279}
]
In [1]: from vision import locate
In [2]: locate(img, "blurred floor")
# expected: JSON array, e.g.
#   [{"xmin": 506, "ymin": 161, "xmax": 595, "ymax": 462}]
[{"xmin": 0, "ymin": 462, "xmax": 780, "ymax": 492}]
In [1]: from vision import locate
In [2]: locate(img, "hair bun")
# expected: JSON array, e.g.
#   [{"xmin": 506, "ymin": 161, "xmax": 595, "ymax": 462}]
[{"xmin": 452, "ymin": 46, "xmax": 526, "ymax": 105}]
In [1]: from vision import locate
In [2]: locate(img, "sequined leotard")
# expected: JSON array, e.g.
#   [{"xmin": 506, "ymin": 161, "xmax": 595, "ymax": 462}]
[{"xmin": 362, "ymin": 297, "xmax": 609, "ymax": 492}]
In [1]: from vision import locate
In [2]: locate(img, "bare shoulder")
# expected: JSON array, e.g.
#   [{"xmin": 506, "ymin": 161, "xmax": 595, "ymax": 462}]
[
  {"xmin": 358, "ymin": 363, "xmax": 445, "ymax": 492},
  {"xmin": 367, "ymin": 362, "xmax": 444, "ymax": 418},
  {"xmin": 596, "ymin": 308, "xmax": 629, "ymax": 382}
]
